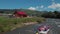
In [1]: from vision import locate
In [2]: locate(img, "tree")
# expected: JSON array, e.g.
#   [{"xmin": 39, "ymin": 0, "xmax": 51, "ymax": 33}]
[{"xmin": 53, "ymin": 11, "xmax": 58, "ymax": 14}]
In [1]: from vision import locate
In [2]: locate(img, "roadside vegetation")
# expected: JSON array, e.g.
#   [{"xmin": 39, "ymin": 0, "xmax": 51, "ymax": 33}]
[
  {"xmin": 0, "ymin": 16, "xmax": 45, "ymax": 32},
  {"xmin": 41, "ymin": 11, "xmax": 60, "ymax": 19}
]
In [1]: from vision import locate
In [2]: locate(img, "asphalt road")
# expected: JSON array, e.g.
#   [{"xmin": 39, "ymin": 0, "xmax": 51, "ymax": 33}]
[{"xmin": 4, "ymin": 18, "xmax": 60, "ymax": 34}]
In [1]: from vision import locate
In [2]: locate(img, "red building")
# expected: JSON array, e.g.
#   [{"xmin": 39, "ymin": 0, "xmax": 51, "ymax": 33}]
[{"xmin": 14, "ymin": 11, "xmax": 27, "ymax": 17}]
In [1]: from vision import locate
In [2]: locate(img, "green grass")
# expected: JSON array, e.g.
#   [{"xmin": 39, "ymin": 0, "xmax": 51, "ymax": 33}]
[{"xmin": 0, "ymin": 16, "xmax": 45, "ymax": 32}]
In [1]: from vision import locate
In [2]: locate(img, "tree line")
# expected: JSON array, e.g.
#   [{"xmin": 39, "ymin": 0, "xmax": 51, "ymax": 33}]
[
  {"xmin": 0, "ymin": 9, "xmax": 60, "ymax": 18},
  {"xmin": 41, "ymin": 11, "xmax": 60, "ymax": 18}
]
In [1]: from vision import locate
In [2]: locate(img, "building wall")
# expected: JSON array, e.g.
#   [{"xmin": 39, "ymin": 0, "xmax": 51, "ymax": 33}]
[{"xmin": 14, "ymin": 13, "xmax": 27, "ymax": 17}]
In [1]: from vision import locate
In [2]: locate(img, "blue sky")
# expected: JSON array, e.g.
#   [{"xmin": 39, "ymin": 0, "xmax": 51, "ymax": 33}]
[{"xmin": 0, "ymin": 0, "xmax": 60, "ymax": 11}]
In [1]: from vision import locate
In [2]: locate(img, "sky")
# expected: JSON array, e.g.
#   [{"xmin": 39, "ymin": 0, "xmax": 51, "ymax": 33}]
[{"xmin": 0, "ymin": 0, "xmax": 60, "ymax": 11}]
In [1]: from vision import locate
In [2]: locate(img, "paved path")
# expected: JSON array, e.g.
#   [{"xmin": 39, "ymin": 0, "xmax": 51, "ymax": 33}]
[{"xmin": 4, "ymin": 18, "xmax": 60, "ymax": 34}]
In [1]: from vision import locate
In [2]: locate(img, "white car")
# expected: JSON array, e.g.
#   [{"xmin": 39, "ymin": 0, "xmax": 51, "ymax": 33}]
[
  {"xmin": 38, "ymin": 29, "xmax": 50, "ymax": 34},
  {"xmin": 36, "ymin": 25, "xmax": 50, "ymax": 34}
]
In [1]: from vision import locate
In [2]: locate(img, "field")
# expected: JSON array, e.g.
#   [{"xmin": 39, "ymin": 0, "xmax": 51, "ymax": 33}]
[{"xmin": 0, "ymin": 16, "xmax": 45, "ymax": 32}]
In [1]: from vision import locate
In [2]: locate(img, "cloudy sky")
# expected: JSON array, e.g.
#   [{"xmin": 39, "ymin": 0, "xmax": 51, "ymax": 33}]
[{"xmin": 0, "ymin": 0, "xmax": 60, "ymax": 11}]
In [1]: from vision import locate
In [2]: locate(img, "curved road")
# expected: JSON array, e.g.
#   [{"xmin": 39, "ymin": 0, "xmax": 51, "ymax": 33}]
[{"xmin": 4, "ymin": 18, "xmax": 60, "ymax": 34}]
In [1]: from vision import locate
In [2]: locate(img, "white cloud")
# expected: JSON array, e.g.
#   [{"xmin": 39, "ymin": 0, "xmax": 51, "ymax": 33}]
[
  {"xmin": 48, "ymin": 3, "xmax": 60, "ymax": 9},
  {"xmin": 28, "ymin": 7, "xmax": 36, "ymax": 10},
  {"xmin": 36, "ymin": 5, "xmax": 44, "ymax": 8},
  {"xmin": 36, "ymin": 6, "xmax": 39, "ymax": 8},
  {"xmin": 40, "ymin": 5, "xmax": 44, "ymax": 8},
  {"xmin": 35, "ymin": 5, "xmax": 44, "ymax": 9},
  {"xmin": 28, "ymin": 5, "xmax": 44, "ymax": 11}
]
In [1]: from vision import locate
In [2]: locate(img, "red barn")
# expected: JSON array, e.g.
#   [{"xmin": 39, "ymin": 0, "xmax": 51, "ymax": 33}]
[{"xmin": 14, "ymin": 11, "xmax": 27, "ymax": 17}]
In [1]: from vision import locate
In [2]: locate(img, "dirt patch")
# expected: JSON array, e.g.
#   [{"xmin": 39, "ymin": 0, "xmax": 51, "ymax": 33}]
[
  {"xmin": 23, "ymin": 22, "xmax": 38, "ymax": 25},
  {"xmin": 11, "ymin": 22, "xmax": 37, "ymax": 31}
]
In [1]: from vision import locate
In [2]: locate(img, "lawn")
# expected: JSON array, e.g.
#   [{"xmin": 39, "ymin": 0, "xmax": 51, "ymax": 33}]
[{"xmin": 0, "ymin": 16, "xmax": 45, "ymax": 32}]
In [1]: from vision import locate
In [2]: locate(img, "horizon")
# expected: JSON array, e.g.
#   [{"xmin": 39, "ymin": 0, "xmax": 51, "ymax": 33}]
[{"xmin": 0, "ymin": 8, "xmax": 59, "ymax": 12}]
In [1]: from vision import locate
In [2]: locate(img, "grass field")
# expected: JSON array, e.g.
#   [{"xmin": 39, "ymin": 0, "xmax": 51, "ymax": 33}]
[{"xmin": 0, "ymin": 16, "xmax": 45, "ymax": 32}]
